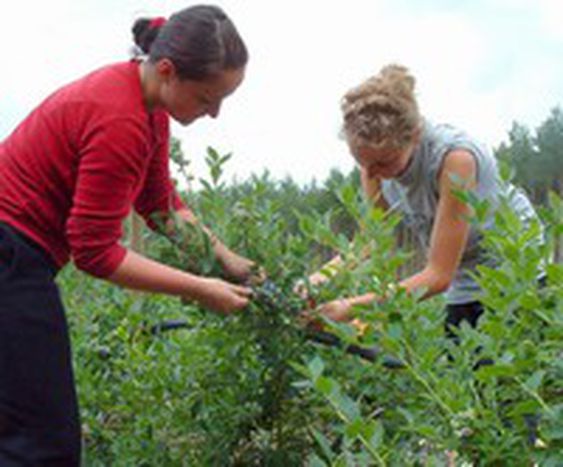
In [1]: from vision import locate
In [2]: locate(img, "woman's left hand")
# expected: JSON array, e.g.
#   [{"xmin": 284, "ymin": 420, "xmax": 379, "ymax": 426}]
[
  {"xmin": 219, "ymin": 249, "xmax": 257, "ymax": 283},
  {"xmin": 318, "ymin": 298, "xmax": 353, "ymax": 322}
]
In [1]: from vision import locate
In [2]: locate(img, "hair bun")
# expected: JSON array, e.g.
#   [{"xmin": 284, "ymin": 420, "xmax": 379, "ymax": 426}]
[
  {"xmin": 341, "ymin": 63, "xmax": 420, "ymax": 149},
  {"xmin": 132, "ymin": 17, "xmax": 165, "ymax": 54},
  {"xmin": 379, "ymin": 64, "xmax": 416, "ymax": 99},
  {"xmin": 149, "ymin": 17, "xmax": 167, "ymax": 28}
]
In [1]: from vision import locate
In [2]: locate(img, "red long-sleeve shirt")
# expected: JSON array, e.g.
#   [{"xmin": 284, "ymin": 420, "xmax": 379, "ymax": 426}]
[{"xmin": 0, "ymin": 61, "xmax": 185, "ymax": 277}]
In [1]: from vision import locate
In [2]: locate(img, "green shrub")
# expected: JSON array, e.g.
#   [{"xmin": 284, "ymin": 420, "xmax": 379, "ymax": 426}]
[{"xmin": 62, "ymin": 148, "xmax": 562, "ymax": 466}]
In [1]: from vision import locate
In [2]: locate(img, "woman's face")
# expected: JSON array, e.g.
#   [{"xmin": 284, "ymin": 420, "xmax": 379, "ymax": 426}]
[
  {"xmin": 351, "ymin": 136, "xmax": 418, "ymax": 180},
  {"xmin": 157, "ymin": 63, "xmax": 245, "ymax": 125}
]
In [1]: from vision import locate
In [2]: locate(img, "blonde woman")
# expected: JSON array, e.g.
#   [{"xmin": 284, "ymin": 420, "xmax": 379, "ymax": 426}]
[{"xmin": 310, "ymin": 64, "xmax": 542, "ymax": 336}]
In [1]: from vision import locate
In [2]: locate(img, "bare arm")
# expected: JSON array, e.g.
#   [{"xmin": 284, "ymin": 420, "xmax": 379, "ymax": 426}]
[
  {"xmin": 166, "ymin": 207, "xmax": 256, "ymax": 282},
  {"xmin": 319, "ymin": 150, "xmax": 477, "ymax": 321},
  {"xmin": 307, "ymin": 169, "xmax": 388, "ymax": 286},
  {"xmin": 398, "ymin": 150, "xmax": 476, "ymax": 298},
  {"xmin": 107, "ymin": 208, "xmax": 253, "ymax": 313},
  {"xmin": 108, "ymin": 249, "xmax": 251, "ymax": 313}
]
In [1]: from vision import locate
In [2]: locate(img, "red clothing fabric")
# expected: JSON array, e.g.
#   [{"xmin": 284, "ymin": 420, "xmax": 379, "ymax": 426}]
[{"xmin": 0, "ymin": 61, "xmax": 185, "ymax": 277}]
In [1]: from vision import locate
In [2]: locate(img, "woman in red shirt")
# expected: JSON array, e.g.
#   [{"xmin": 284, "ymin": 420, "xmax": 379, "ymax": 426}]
[{"xmin": 0, "ymin": 5, "xmax": 253, "ymax": 465}]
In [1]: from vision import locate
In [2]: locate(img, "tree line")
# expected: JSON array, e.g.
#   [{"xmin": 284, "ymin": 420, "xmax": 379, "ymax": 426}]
[{"xmin": 158, "ymin": 106, "xmax": 563, "ymax": 264}]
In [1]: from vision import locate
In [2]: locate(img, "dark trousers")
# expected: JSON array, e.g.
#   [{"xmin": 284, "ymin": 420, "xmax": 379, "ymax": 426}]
[
  {"xmin": 0, "ymin": 223, "xmax": 81, "ymax": 466},
  {"xmin": 445, "ymin": 300, "xmax": 495, "ymax": 368},
  {"xmin": 445, "ymin": 298, "xmax": 540, "ymax": 444},
  {"xmin": 444, "ymin": 301, "xmax": 484, "ymax": 340}
]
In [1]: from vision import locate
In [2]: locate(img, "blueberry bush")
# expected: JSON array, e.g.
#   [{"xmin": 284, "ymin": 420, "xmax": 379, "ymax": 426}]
[{"xmin": 61, "ymin": 146, "xmax": 562, "ymax": 466}]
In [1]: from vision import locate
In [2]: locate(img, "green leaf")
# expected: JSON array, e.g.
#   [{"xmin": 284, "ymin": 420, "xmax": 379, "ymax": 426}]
[
  {"xmin": 476, "ymin": 363, "xmax": 516, "ymax": 380},
  {"xmin": 206, "ymin": 146, "xmax": 220, "ymax": 161},
  {"xmin": 332, "ymin": 393, "xmax": 360, "ymax": 421},
  {"xmin": 311, "ymin": 429, "xmax": 334, "ymax": 462},
  {"xmin": 508, "ymin": 400, "xmax": 540, "ymax": 417},
  {"xmin": 520, "ymin": 291, "xmax": 542, "ymax": 310},
  {"xmin": 344, "ymin": 417, "xmax": 364, "ymax": 440},
  {"xmin": 315, "ymin": 376, "xmax": 334, "ymax": 396},
  {"xmin": 307, "ymin": 454, "xmax": 329, "ymax": 467},
  {"xmin": 308, "ymin": 356, "xmax": 325, "ymax": 383},
  {"xmin": 524, "ymin": 370, "xmax": 546, "ymax": 392},
  {"xmin": 363, "ymin": 420, "xmax": 384, "ymax": 450}
]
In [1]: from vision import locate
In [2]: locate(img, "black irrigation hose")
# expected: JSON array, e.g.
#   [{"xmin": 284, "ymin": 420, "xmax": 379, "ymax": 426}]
[
  {"xmin": 253, "ymin": 279, "xmax": 405, "ymax": 369},
  {"xmin": 150, "ymin": 319, "xmax": 194, "ymax": 334},
  {"xmin": 306, "ymin": 330, "xmax": 405, "ymax": 369},
  {"xmin": 150, "ymin": 319, "xmax": 405, "ymax": 369},
  {"xmin": 148, "ymin": 280, "xmax": 405, "ymax": 369}
]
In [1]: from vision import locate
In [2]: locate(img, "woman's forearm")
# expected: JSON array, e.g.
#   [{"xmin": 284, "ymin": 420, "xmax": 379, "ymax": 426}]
[
  {"xmin": 172, "ymin": 208, "xmax": 234, "ymax": 263},
  {"xmin": 308, "ymin": 254, "xmax": 343, "ymax": 285},
  {"xmin": 107, "ymin": 248, "xmax": 206, "ymax": 299},
  {"xmin": 106, "ymin": 249, "xmax": 252, "ymax": 314},
  {"xmin": 340, "ymin": 266, "xmax": 450, "ymax": 310},
  {"xmin": 398, "ymin": 266, "xmax": 451, "ymax": 300}
]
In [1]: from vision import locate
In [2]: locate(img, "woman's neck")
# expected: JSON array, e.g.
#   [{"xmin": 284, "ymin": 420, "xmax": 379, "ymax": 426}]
[{"xmin": 139, "ymin": 61, "xmax": 160, "ymax": 112}]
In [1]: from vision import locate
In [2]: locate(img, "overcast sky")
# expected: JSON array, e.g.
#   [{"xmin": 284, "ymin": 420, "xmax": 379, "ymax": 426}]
[{"xmin": 2, "ymin": 0, "xmax": 562, "ymax": 185}]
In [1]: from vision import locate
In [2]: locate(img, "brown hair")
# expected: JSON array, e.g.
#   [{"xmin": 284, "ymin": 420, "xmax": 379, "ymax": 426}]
[
  {"xmin": 132, "ymin": 5, "xmax": 248, "ymax": 81},
  {"xmin": 341, "ymin": 64, "xmax": 421, "ymax": 149}
]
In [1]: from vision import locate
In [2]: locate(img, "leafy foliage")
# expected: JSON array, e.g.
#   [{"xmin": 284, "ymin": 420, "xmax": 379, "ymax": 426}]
[
  {"xmin": 62, "ymin": 139, "xmax": 563, "ymax": 466},
  {"xmin": 496, "ymin": 106, "xmax": 563, "ymax": 204}
]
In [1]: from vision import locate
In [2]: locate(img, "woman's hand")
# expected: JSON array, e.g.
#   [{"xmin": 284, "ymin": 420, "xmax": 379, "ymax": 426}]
[
  {"xmin": 293, "ymin": 271, "xmax": 330, "ymax": 301},
  {"xmin": 293, "ymin": 279, "xmax": 311, "ymax": 301},
  {"xmin": 218, "ymin": 249, "xmax": 257, "ymax": 283},
  {"xmin": 306, "ymin": 292, "xmax": 377, "ymax": 326},
  {"xmin": 188, "ymin": 277, "xmax": 252, "ymax": 314},
  {"xmin": 318, "ymin": 298, "xmax": 353, "ymax": 322},
  {"xmin": 172, "ymin": 210, "xmax": 260, "ymax": 283},
  {"xmin": 307, "ymin": 271, "xmax": 331, "ymax": 288},
  {"xmin": 299, "ymin": 298, "xmax": 352, "ymax": 329},
  {"xmin": 299, "ymin": 298, "xmax": 362, "ymax": 334}
]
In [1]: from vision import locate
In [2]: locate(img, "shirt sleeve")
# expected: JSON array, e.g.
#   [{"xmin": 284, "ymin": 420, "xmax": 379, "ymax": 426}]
[
  {"xmin": 66, "ymin": 117, "xmax": 148, "ymax": 277},
  {"xmin": 134, "ymin": 113, "xmax": 186, "ymax": 231}
]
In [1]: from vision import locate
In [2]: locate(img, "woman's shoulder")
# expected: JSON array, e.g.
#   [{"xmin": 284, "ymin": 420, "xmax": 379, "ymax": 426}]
[
  {"xmin": 425, "ymin": 121, "xmax": 488, "ymax": 154},
  {"xmin": 47, "ymin": 61, "xmax": 145, "ymax": 119},
  {"xmin": 424, "ymin": 120, "xmax": 494, "ymax": 172},
  {"xmin": 37, "ymin": 61, "xmax": 154, "ymax": 137}
]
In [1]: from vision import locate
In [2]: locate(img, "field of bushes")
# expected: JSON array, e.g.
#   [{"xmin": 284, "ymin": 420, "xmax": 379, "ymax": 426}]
[{"xmin": 57, "ymin": 143, "xmax": 563, "ymax": 466}]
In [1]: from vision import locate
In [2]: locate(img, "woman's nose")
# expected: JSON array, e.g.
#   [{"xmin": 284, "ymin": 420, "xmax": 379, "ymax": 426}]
[
  {"xmin": 207, "ymin": 102, "xmax": 221, "ymax": 119},
  {"xmin": 367, "ymin": 165, "xmax": 380, "ymax": 178}
]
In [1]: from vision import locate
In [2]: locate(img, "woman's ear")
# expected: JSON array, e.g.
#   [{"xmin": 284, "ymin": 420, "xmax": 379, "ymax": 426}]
[
  {"xmin": 155, "ymin": 58, "xmax": 177, "ymax": 82},
  {"xmin": 413, "ymin": 123, "xmax": 423, "ymax": 144}
]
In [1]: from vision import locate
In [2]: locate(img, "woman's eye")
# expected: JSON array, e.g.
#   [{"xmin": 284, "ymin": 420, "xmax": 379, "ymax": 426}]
[{"xmin": 199, "ymin": 94, "xmax": 212, "ymax": 105}]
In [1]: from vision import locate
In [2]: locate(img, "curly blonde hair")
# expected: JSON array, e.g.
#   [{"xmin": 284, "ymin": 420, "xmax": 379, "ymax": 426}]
[{"xmin": 341, "ymin": 64, "xmax": 421, "ymax": 149}]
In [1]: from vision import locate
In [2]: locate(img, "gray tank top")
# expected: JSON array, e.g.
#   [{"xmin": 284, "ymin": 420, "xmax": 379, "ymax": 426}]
[{"xmin": 381, "ymin": 120, "xmax": 541, "ymax": 304}]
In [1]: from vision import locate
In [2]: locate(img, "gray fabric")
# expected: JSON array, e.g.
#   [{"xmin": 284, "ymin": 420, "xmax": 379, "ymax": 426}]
[{"xmin": 381, "ymin": 120, "xmax": 542, "ymax": 304}]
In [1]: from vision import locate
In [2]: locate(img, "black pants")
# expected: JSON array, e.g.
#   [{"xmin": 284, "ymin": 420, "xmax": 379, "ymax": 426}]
[
  {"xmin": 445, "ymin": 275, "xmax": 547, "ymax": 341},
  {"xmin": 445, "ymin": 300, "xmax": 493, "ymax": 367},
  {"xmin": 444, "ymin": 301, "xmax": 484, "ymax": 340},
  {"xmin": 445, "ymin": 297, "xmax": 540, "ymax": 444},
  {"xmin": 0, "ymin": 223, "xmax": 81, "ymax": 466}
]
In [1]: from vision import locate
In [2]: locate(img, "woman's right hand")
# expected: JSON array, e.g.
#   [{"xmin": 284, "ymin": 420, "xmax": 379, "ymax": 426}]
[
  {"xmin": 188, "ymin": 278, "xmax": 252, "ymax": 314},
  {"xmin": 293, "ymin": 271, "xmax": 328, "ymax": 301}
]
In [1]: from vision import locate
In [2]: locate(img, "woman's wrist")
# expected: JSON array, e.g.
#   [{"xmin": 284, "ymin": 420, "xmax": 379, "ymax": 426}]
[
  {"xmin": 210, "ymin": 236, "xmax": 230, "ymax": 263},
  {"xmin": 182, "ymin": 273, "xmax": 204, "ymax": 297},
  {"xmin": 348, "ymin": 292, "xmax": 378, "ymax": 307},
  {"xmin": 307, "ymin": 272, "xmax": 328, "ymax": 287},
  {"xmin": 108, "ymin": 249, "xmax": 208, "ymax": 298}
]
